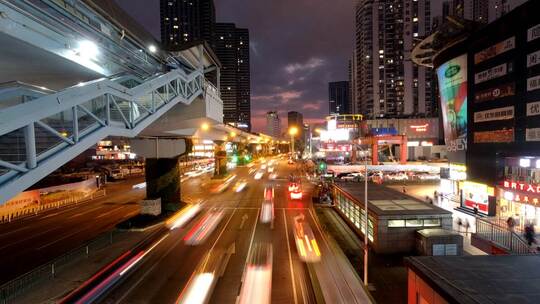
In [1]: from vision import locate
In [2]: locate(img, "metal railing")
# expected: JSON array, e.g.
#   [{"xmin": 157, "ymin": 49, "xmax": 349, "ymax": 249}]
[
  {"xmin": 0, "ymin": 68, "xmax": 205, "ymax": 205},
  {"xmin": 0, "ymin": 189, "xmax": 106, "ymax": 224},
  {"xmin": 475, "ymin": 217, "xmax": 533, "ymax": 254},
  {"xmin": 0, "ymin": 230, "xmax": 124, "ymax": 303}
]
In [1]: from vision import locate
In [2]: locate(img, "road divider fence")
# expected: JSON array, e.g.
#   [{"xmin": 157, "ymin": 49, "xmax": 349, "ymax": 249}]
[{"xmin": 0, "ymin": 230, "xmax": 123, "ymax": 303}]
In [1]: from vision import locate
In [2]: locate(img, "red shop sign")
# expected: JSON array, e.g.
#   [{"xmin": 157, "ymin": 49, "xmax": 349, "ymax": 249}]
[{"xmin": 502, "ymin": 180, "xmax": 540, "ymax": 193}]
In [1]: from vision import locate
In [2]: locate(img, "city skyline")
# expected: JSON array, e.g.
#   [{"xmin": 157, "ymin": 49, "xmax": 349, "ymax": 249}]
[{"xmin": 115, "ymin": 0, "xmax": 355, "ymax": 132}]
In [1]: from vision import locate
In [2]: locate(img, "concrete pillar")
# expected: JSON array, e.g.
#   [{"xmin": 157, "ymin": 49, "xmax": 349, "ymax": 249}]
[
  {"xmin": 214, "ymin": 140, "xmax": 227, "ymax": 177},
  {"xmin": 372, "ymin": 142, "xmax": 379, "ymax": 165},
  {"xmin": 145, "ymin": 157, "xmax": 182, "ymax": 212},
  {"xmin": 400, "ymin": 135, "xmax": 408, "ymax": 164}
]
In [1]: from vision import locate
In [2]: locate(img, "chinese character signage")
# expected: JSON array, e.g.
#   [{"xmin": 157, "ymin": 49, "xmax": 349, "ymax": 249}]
[
  {"xmin": 474, "ymin": 37, "xmax": 515, "ymax": 64},
  {"xmin": 528, "ymin": 24, "xmax": 540, "ymax": 42},
  {"xmin": 474, "ymin": 106, "xmax": 514, "ymax": 123},
  {"xmin": 474, "ymin": 129, "xmax": 514, "ymax": 143},
  {"xmin": 437, "ymin": 55, "xmax": 468, "ymax": 163},
  {"xmin": 527, "ymin": 75, "xmax": 540, "ymax": 92},
  {"xmin": 527, "ymin": 50, "xmax": 540, "ymax": 68},
  {"xmin": 474, "ymin": 63, "xmax": 511, "ymax": 84},
  {"xmin": 527, "ymin": 101, "xmax": 540, "ymax": 117},
  {"xmin": 474, "ymin": 83, "xmax": 515, "ymax": 103}
]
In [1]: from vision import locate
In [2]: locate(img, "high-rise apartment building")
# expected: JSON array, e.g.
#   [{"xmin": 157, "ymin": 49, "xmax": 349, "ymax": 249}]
[
  {"xmin": 214, "ymin": 23, "xmax": 251, "ymax": 131},
  {"xmin": 354, "ymin": 0, "xmax": 434, "ymax": 119},
  {"xmin": 159, "ymin": 0, "xmax": 216, "ymax": 50},
  {"xmin": 266, "ymin": 111, "xmax": 281, "ymax": 138},
  {"xmin": 349, "ymin": 52, "xmax": 358, "ymax": 114},
  {"xmin": 329, "ymin": 81, "xmax": 350, "ymax": 115}
]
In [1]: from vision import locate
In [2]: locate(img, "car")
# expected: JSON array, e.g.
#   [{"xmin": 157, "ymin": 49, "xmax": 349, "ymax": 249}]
[
  {"xmin": 341, "ymin": 172, "xmax": 363, "ymax": 181},
  {"xmin": 293, "ymin": 214, "xmax": 321, "ymax": 262},
  {"xmin": 288, "ymin": 182, "xmax": 299, "ymax": 192},
  {"xmin": 260, "ymin": 188, "xmax": 274, "ymax": 223},
  {"xmin": 233, "ymin": 180, "xmax": 248, "ymax": 192},
  {"xmin": 254, "ymin": 171, "xmax": 264, "ymax": 180},
  {"xmin": 290, "ymin": 189, "xmax": 303, "ymax": 200},
  {"xmin": 238, "ymin": 243, "xmax": 273, "ymax": 304}
]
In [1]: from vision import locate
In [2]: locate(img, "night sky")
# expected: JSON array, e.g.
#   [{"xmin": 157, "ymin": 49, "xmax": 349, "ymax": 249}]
[{"xmin": 115, "ymin": 0, "xmax": 355, "ymax": 132}]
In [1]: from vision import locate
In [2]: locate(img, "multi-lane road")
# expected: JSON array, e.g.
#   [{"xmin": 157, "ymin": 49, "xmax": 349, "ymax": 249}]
[
  {"xmin": 0, "ymin": 178, "xmax": 144, "ymax": 284},
  {"xmin": 66, "ymin": 157, "xmax": 371, "ymax": 304}
]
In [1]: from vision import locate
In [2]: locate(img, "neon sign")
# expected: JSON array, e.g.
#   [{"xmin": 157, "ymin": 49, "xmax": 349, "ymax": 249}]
[
  {"xmin": 410, "ymin": 124, "xmax": 429, "ymax": 132},
  {"xmin": 502, "ymin": 180, "xmax": 540, "ymax": 194}
]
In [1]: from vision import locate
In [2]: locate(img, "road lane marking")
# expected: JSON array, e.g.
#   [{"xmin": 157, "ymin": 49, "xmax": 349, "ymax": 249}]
[
  {"xmin": 0, "ymin": 226, "xmax": 58, "ymax": 251},
  {"xmin": 282, "ymin": 209, "xmax": 299, "ymax": 304},
  {"xmin": 240, "ymin": 208, "xmax": 260, "ymax": 286},
  {"xmin": 308, "ymin": 208, "xmax": 358, "ymax": 303},
  {"xmin": 239, "ymin": 214, "xmax": 249, "ymax": 230}
]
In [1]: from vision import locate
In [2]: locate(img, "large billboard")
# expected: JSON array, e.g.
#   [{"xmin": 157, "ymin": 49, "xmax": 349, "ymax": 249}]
[{"xmin": 437, "ymin": 54, "xmax": 468, "ymax": 163}]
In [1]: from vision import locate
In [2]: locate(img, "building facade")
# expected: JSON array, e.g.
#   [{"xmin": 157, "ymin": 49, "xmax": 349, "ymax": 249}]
[
  {"xmin": 214, "ymin": 23, "xmax": 251, "ymax": 131},
  {"xmin": 159, "ymin": 0, "xmax": 216, "ymax": 50},
  {"xmin": 349, "ymin": 52, "xmax": 358, "ymax": 114},
  {"xmin": 265, "ymin": 111, "xmax": 281, "ymax": 138},
  {"xmin": 431, "ymin": 1, "xmax": 540, "ymax": 224},
  {"xmin": 329, "ymin": 81, "xmax": 350, "ymax": 115},
  {"xmin": 354, "ymin": 0, "xmax": 435, "ymax": 119}
]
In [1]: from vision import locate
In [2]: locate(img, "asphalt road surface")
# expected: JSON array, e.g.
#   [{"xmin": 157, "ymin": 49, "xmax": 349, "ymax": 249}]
[
  {"xmin": 89, "ymin": 157, "xmax": 371, "ymax": 304},
  {"xmin": 0, "ymin": 178, "xmax": 144, "ymax": 284}
]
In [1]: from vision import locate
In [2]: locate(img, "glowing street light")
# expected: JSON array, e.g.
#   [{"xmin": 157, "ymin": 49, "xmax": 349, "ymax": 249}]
[
  {"xmin": 148, "ymin": 44, "xmax": 157, "ymax": 53},
  {"xmin": 230, "ymin": 131, "xmax": 237, "ymax": 138},
  {"xmin": 288, "ymin": 127, "xmax": 299, "ymax": 158},
  {"xmin": 201, "ymin": 123, "xmax": 209, "ymax": 131}
]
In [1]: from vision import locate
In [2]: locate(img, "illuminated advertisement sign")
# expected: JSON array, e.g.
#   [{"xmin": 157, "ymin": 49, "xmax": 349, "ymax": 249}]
[
  {"xmin": 474, "ymin": 83, "xmax": 514, "ymax": 103},
  {"xmin": 437, "ymin": 54, "xmax": 467, "ymax": 163},
  {"xmin": 320, "ymin": 129, "xmax": 350, "ymax": 142},
  {"xmin": 462, "ymin": 181, "xmax": 490, "ymax": 215},
  {"xmin": 527, "ymin": 50, "xmax": 540, "ymax": 68},
  {"xmin": 474, "ymin": 37, "xmax": 515, "ymax": 64},
  {"xmin": 500, "ymin": 181, "xmax": 540, "ymax": 206},
  {"xmin": 527, "ymin": 75, "xmax": 540, "ymax": 92},
  {"xmin": 474, "ymin": 63, "xmax": 511, "ymax": 84},
  {"xmin": 474, "ymin": 129, "xmax": 514, "ymax": 143},
  {"xmin": 473, "ymin": 106, "xmax": 514, "ymax": 123},
  {"xmin": 410, "ymin": 124, "xmax": 428, "ymax": 132}
]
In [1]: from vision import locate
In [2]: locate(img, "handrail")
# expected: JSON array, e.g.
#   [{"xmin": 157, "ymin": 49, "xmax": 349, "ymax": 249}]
[
  {"xmin": 475, "ymin": 217, "xmax": 535, "ymax": 254},
  {"xmin": 0, "ymin": 68, "xmax": 206, "ymax": 205}
]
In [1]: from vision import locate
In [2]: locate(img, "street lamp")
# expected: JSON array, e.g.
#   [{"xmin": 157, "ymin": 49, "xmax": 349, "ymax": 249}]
[
  {"xmin": 288, "ymin": 126, "xmax": 298, "ymax": 158},
  {"xmin": 201, "ymin": 123, "xmax": 209, "ymax": 131}
]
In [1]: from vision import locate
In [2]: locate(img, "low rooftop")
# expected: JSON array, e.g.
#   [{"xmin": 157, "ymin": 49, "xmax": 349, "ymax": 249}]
[
  {"xmin": 405, "ymin": 255, "xmax": 540, "ymax": 304},
  {"xmin": 334, "ymin": 182, "xmax": 452, "ymax": 217}
]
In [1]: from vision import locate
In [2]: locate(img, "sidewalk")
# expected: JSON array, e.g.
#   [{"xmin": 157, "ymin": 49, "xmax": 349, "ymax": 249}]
[{"xmin": 12, "ymin": 230, "xmax": 151, "ymax": 303}]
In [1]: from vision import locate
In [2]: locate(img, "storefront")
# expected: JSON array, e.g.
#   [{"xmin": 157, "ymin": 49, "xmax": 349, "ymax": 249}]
[
  {"xmin": 498, "ymin": 180, "xmax": 540, "ymax": 229},
  {"xmin": 460, "ymin": 181, "xmax": 496, "ymax": 216},
  {"xmin": 440, "ymin": 163, "xmax": 467, "ymax": 200}
]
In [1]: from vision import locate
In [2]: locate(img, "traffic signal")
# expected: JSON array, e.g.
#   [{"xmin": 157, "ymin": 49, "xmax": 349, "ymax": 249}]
[{"xmin": 232, "ymin": 155, "xmax": 239, "ymax": 163}]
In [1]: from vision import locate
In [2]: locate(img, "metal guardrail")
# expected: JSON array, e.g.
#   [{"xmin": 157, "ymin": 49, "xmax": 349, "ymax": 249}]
[
  {"xmin": 0, "ymin": 230, "xmax": 123, "ymax": 303},
  {"xmin": 475, "ymin": 217, "xmax": 533, "ymax": 254}
]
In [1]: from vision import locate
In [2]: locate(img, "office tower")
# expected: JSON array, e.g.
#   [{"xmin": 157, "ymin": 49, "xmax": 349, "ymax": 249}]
[
  {"xmin": 159, "ymin": 0, "xmax": 216, "ymax": 50},
  {"xmin": 287, "ymin": 111, "xmax": 304, "ymax": 133},
  {"xmin": 489, "ymin": 0, "xmax": 527, "ymax": 23},
  {"xmin": 288, "ymin": 111, "xmax": 304, "ymax": 149},
  {"xmin": 354, "ymin": 0, "xmax": 434, "ymax": 119},
  {"xmin": 329, "ymin": 81, "xmax": 350, "ymax": 115},
  {"xmin": 214, "ymin": 23, "xmax": 251, "ymax": 131},
  {"xmin": 266, "ymin": 111, "xmax": 281, "ymax": 138}
]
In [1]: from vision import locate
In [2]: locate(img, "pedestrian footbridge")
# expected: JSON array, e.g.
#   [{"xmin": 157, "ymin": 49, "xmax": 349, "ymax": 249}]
[{"xmin": 0, "ymin": 0, "xmax": 223, "ymax": 204}]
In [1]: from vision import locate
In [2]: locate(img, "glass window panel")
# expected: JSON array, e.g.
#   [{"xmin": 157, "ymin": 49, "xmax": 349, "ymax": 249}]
[
  {"xmin": 406, "ymin": 219, "xmax": 423, "ymax": 227},
  {"xmin": 423, "ymin": 218, "xmax": 441, "ymax": 227},
  {"xmin": 388, "ymin": 219, "xmax": 406, "ymax": 227}
]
